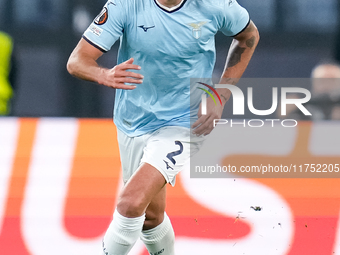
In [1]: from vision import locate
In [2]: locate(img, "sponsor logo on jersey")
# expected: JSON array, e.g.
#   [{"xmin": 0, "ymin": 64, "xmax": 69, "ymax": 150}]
[
  {"xmin": 94, "ymin": 7, "xmax": 108, "ymax": 25},
  {"xmin": 187, "ymin": 21, "xmax": 208, "ymax": 39},
  {"xmin": 138, "ymin": 25, "xmax": 155, "ymax": 32},
  {"xmin": 89, "ymin": 24, "xmax": 103, "ymax": 36}
]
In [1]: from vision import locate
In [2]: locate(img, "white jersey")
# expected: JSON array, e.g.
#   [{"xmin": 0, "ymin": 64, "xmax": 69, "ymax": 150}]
[{"xmin": 83, "ymin": 0, "xmax": 250, "ymax": 136}]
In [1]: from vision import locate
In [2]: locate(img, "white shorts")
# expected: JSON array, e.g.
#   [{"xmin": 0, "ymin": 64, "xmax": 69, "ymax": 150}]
[{"xmin": 117, "ymin": 126, "xmax": 204, "ymax": 186}]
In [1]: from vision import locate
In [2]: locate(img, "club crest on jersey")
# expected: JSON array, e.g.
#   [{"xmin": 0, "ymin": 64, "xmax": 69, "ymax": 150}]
[
  {"xmin": 94, "ymin": 7, "xmax": 108, "ymax": 25},
  {"xmin": 187, "ymin": 21, "xmax": 208, "ymax": 39}
]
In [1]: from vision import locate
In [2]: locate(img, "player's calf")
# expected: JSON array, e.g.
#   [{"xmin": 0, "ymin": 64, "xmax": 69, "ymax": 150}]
[
  {"xmin": 102, "ymin": 210, "xmax": 145, "ymax": 255},
  {"xmin": 144, "ymin": 212, "xmax": 164, "ymax": 230},
  {"xmin": 141, "ymin": 213, "xmax": 175, "ymax": 255}
]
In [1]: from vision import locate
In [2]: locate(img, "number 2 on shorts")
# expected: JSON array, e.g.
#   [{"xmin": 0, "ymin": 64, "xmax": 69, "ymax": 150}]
[{"xmin": 166, "ymin": 141, "xmax": 183, "ymax": 165}]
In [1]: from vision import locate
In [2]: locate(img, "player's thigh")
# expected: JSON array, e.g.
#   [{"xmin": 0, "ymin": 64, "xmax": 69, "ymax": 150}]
[
  {"xmin": 118, "ymin": 126, "xmax": 204, "ymax": 186},
  {"xmin": 117, "ymin": 129, "xmax": 148, "ymax": 183},
  {"xmin": 117, "ymin": 162, "xmax": 166, "ymax": 217},
  {"xmin": 141, "ymin": 126, "xmax": 194, "ymax": 186}
]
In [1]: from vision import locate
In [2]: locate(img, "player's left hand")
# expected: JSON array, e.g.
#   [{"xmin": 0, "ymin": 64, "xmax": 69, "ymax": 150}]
[{"xmin": 192, "ymin": 97, "xmax": 224, "ymax": 136}]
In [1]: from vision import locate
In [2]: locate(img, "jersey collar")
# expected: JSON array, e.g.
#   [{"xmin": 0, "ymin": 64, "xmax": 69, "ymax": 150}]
[{"xmin": 154, "ymin": 0, "xmax": 187, "ymax": 13}]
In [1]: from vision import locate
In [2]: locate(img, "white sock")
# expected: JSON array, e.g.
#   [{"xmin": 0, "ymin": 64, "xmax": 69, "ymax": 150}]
[
  {"xmin": 140, "ymin": 213, "xmax": 175, "ymax": 255},
  {"xmin": 102, "ymin": 210, "xmax": 145, "ymax": 255}
]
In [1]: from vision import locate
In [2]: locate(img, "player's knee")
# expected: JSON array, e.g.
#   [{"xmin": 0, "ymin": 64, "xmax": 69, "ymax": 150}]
[{"xmin": 117, "ymin": 197, "xmax": 145, "ymax": 218}]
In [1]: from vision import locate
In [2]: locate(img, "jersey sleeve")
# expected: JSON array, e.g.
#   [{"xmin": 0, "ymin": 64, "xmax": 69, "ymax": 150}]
[
  {"xmin": 83, "ymin": 0, "xmax": 126, "ymax": 52},
  {"xmin": 219, "ymin": 0, "xmax": 250, "ymax": 37}
]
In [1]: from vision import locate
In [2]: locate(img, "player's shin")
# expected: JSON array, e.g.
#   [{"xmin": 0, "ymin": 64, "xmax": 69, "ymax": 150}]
[
  {"xmin": 140, "ymin": 213, "xmax": 175, "ymax": 255},
  {"xmin": 102, "ymin": 209, "xmax": 145, "ymax": 255}
]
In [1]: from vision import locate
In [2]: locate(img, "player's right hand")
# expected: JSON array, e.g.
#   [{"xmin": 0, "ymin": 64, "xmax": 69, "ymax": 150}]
[{"xmin": 100, "ymin": 58, "xmax": 143, "ymax": 90}]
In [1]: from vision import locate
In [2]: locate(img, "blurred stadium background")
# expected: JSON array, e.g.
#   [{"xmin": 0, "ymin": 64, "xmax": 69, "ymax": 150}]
[
  {"xmin": 0, "ymin": 0, "xmax": 338, "ymax": 117},
  {"xmin": 1, "ymin": 1, "xmax": 340, "ymax": 255}
]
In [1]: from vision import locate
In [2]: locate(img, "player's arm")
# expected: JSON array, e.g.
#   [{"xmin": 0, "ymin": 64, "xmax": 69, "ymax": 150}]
[
  {"xmin": 192, "ymin": 21, "xmax": 259, "ymax": 135},
  {"xmin": 67, "ymin": 38, "xmax": 143, "ymax": 90},
  {"xmin": 218, "ymin": 20, "xmax": 259, "ymax": 100}
]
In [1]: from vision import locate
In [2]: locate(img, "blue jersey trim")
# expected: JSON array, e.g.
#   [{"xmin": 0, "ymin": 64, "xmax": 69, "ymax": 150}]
[
  {"xmin": 232, "ymin": 18, "xmax": 251, "ymax": 37},
  {"xmin": 82, "ymin": 35, "xmax": 107, "ymax": 53},
  {"xmin": 153, "ymin": 0, "xmax": 187, "ymax": 13}
]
